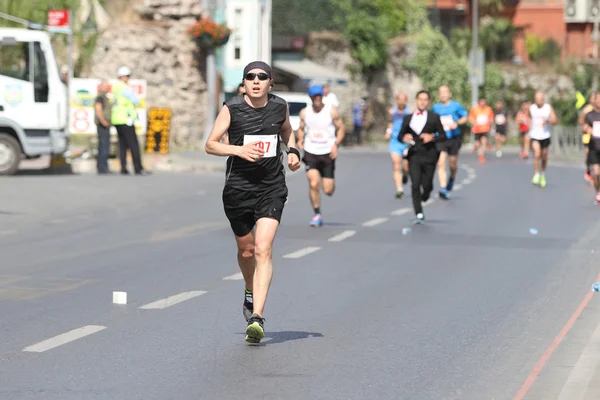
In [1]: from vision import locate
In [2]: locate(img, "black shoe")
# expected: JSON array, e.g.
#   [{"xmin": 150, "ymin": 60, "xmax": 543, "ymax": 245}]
[
  {"xmin": 136, "ymin": 169, "xmax": 152, "ymax": 176},
  {"xmin": 422, "ymin": 192, "xmax": 430, "ymax": 202},
  {"xmin": 120, "ymin": 170, "xmax": 129, "ymax": 175},
  {"xmin": 243, "ymin": 290, "xmax": 253, "ymax": 322},
  {"xmin": 395, "ymin": 189, "xmax": 404, "ymax": 199},
  {"xmin": 245, "ymin": 314, "xmax": 265, "ymax": 344},
  {"xmin": 402, "ymin": 174, "xmax": 408, "ymax": 185}
]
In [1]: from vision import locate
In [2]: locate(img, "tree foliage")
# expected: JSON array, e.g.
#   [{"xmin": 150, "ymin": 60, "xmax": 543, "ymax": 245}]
[
  {"xmin": 409, "ymin": 25, "xmax": 470, "ymax": 106},
  {"xmin": 272, "ymin": 0, "xmax": 341, "ymax": 35},
  {"xmin": 331, "ymin": 0, "xmax": 427, "ymax": 78}
]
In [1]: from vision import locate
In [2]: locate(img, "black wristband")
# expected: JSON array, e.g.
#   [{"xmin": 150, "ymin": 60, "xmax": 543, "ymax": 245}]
[{"xmin": 288, "ymin": 147, "xmax": 300, "ymax": 158}]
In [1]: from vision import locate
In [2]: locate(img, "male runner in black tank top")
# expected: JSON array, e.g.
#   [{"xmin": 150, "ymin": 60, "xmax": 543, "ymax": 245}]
[{"xmin": 205, "ymin": 61, "xmax": 301, "ymax": 344}]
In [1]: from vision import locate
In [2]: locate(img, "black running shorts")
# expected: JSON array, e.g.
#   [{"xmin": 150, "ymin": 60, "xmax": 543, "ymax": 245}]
[
  {"xmin": 303, "ymin": 151, "xmax": 335, "ymax": 179},
  {"xmin": 588, "ymin": 148, "xmax": 600, "ymax": 165},
  {"xmin": 436, "ymin": 137, "xmax": 461, "ymax": 156},
  {"xmin": 222, "ymin": 183, "xmax": 288, "ymax": 237},
  {"xmin": 531, "ymin": 138, "xmax": 551, "ymax": 149},
  {"xmin": 474, "ymin": 132, "xmax": 488, "ymax": 140}
]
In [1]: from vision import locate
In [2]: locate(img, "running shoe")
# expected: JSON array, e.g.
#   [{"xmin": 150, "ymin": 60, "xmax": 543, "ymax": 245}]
[
  {"xmin": 310, "ymin": 214, "xmax": 323, "ymax": 227},
  {"xmin": 396, "ymin": 188, "xmax": 404, "ymax": 199},
  {"xmin": 402, "ymin": 174, "xmax": 408, "ymax": 185},
  {"xmin": 540, "ymin": 175, "xmax": 546, "ymax": 188},
  {"xmin": 414, "ymin": 213, "xmax": 425, "ymax": 224},
  {"xmin": 532, "ymin": 173, "xmax": 540, "ymax": 185},
  {"xmin": 439, "ymin": 188, "xmax": 450, "ymax": 200},
  {"xmin": 245, "ymin": 314, "xmax": 265, "ymax": 344},
  {"xmin": 446, "ymin": 178, "xmax": 455, "ymax": 192}
]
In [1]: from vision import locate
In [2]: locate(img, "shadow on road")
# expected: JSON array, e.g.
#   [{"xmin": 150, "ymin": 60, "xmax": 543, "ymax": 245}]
[{"xmin": 238, "ymin": 331, "xmax": 324, "ymax": 346}]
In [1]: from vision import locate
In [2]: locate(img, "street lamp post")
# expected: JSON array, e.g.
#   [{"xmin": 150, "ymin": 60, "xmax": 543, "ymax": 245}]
[{"xmin": 470, "ymin": 0, "xmax": 479, "ymax": 108}]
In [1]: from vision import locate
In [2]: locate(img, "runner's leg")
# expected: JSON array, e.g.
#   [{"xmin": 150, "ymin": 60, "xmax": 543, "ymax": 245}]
[{"xmin": 251, "ymin": 217, "xmax": 279, "ymax": 317}]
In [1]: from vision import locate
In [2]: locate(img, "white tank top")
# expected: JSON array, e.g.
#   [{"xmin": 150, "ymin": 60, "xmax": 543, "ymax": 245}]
[
  {"xmin": 303, "ymin": 105, "xmax": 336, "ymax": 155},
  {"xmin": 529, "ymin": 103, "xmax": 552, "ymax": 140}
]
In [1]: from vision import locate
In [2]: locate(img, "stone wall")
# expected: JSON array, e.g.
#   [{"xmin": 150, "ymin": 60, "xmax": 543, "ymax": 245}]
[{"xmin": 88, "ymin": 0, "xmax": 208, "ymax": 148}]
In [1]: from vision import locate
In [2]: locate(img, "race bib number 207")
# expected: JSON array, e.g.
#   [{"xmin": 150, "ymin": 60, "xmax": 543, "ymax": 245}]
[{"xmin": 243, "ymin": 134, "xmax": 278, "ymax": 158}]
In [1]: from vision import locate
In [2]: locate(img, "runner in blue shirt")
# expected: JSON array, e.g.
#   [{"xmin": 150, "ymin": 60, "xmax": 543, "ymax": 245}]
[
  {"xmin": 432, "ymin": 85, "xmax": 468, "ymax": 199},
  {"xmin": 385, "ymin": 92, "xmax": 411, "ymax": 198}
]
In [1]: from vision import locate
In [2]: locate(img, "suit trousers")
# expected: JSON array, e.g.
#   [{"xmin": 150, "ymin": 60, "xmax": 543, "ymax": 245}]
[{"xmin": 409, "ymin": 152, "xmax": 438, "ymax": 215}]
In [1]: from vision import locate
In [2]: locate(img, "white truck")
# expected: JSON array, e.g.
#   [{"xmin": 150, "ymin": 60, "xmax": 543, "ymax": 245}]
[{"xmin": 0, "ymin": 28, "xmax": 69, "ymax": 175}]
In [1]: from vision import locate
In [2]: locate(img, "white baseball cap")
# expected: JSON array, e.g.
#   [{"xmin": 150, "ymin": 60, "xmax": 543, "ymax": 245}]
[{"xmin": 117, "ymin": 66, "xmax": 132, "ymax": 77}]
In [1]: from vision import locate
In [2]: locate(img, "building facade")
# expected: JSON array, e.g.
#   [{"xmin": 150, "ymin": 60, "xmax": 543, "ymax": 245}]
[
  {"xmin": 427, "ymin": 0, "xmax": 598, "ymax": 62},
  {"xmin": 221, "ymin": 0, "xmax": 272, "ymax": 97}
]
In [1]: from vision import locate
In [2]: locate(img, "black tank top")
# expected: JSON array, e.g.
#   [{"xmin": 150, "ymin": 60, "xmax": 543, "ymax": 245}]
[{"xmin": 224, "ymin": 93, "xmax": 288, "ymax": 190}]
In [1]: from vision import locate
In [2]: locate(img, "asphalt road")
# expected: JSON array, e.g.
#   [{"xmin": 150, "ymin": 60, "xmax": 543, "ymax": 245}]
[{"xmin": 1, "ymin": 148, "xmax": 600, "ymax": 400}]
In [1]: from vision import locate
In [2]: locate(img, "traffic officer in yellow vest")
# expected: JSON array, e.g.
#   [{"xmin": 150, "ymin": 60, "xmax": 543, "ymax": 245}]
[{"xmin": 111, "ymin": 66, "xmax": 150, "ymax": 175}]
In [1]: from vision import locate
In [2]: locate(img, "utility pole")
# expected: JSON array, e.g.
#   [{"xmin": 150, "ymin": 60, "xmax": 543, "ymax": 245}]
[
  {"xmin": 470, "ymin": 0, "xmax": 479, "ymax": 108},
  {"xmin": 203, "ymin": 0, "xmax": 217, "ymax": 148},
  {"xmin": 593, "ymin": 17, "xmax": 599, "ymax": 92}
]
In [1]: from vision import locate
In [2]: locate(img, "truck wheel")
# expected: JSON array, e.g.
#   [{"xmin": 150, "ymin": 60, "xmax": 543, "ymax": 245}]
[{"xmin": 0, "ymin": 133, "xmax": 21, "ymax": 176}]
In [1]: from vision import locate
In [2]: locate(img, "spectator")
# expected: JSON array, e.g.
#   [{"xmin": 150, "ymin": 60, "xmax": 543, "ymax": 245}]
[{"xmin": 94, "ymin": 79, "xmax": 112, "ymax": 174}]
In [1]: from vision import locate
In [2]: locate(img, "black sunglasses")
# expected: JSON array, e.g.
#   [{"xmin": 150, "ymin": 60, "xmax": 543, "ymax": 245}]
[{"xmin": 245, "ymin": 72, "xmax": 270, "ymax": 81}]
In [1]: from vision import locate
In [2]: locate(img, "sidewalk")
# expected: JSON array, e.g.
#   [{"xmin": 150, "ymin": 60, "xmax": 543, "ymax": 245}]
[
  {"xmin": 18, "ymin": 143, "xmax": 586, "ymax": 175},
  {"xmin": 19, "ymin": 150, "xmax": 228, "ymax": 175}
]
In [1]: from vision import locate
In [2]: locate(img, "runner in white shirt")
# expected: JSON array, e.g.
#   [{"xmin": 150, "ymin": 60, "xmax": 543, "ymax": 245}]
[
  {"xmin": 322, "ymin": 84, "xmax": 340, "ymax": 108},
  {"xmin": 529, "ymin": 91, "xmax": 558, "ymax": 188},
  {"xmin": 297, "ymin": 85, "xmax": 346, "ymax": 227}
]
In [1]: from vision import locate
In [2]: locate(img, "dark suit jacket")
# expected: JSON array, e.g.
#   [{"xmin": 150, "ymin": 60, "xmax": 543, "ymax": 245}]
[{"xmin": 399, "ymin": 110, "xmax": 447, "ymax": 160}]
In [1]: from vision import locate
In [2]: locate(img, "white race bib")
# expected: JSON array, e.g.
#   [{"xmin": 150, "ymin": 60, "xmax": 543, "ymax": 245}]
[
  {"xmin": 309, "ymin": 129, "xmax": 329, "ymax": 143},
  {"xmin": 476, "ymin": 114, "xmax": 489, "ymax": 126},
  {"xmin": 441, "ymin": 115, "xmax": 454, "ymax": 131},
  {"xmin": 243, "ymin": 134, "xmax": 278, "ymax": 158},
  {"xmin": 495, "ymin": 114, "xmax": 506, "ymax": 125},
  {"xmin": 593, "ymin": 121, "xmax": 600, "ymax": 138}
]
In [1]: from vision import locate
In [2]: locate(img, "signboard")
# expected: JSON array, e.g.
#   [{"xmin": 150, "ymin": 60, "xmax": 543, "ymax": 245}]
[
  {"xmin": 69, "ymin": 78, "xmax": 148, "ymax": 136},
  {"xmin": 47, "ymin": 10, "xmax": 71, "ymax": 34},
  {"xmin": 145, "ymin": 108, "xmax": 172, "ymax": 154}
]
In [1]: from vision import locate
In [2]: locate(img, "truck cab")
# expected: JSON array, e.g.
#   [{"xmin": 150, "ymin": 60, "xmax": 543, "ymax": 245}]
[{"xmin": 0, "ymin": 28, "xmax": 68, "ymax": 175}]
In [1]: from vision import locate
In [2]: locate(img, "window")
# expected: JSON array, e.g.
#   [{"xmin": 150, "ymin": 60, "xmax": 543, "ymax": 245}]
[
  {"xmin": 0, "ymin": 41, "xmax": 29, "ymax": 82},
  {"xmin": 233, "ymin": 8, "xmax": 242, "ymax": 61},
  {"xmin": 288, "ymin": 102, "xmax": 307, "ymax": 117},
  {"xmin": 33, "ymin": 42, "xmax": 49, "ymax": 103}
]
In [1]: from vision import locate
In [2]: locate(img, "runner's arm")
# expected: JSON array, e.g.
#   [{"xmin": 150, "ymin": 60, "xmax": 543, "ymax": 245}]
[
  {"xmin": 204, "ymin": 105, "xmax": 239, "ymax": 157},
  {"xmin": 385, "ymin": 107, "xmax": 393, "ymax": 138},
  {"xmin": 457, "ymin": 106, "xmax": 468, "ymax": 125},
  {"xmin": 433, "ymin": 115, "xmax": 447, "ymax": 142},
  {"xmin": 549, "ymin": 106, "xmax": 558, "ymax": 125},
  {"xmin": 296, "ymin": 108, "xmax": 306, "ymax": 149},
  {"xmin": 331, "ymin": 107, "xmax": 346, "ymax": 145},
  {"xmin": 280, "ymin": 105, "xmax": 298, "ymax": 151}
]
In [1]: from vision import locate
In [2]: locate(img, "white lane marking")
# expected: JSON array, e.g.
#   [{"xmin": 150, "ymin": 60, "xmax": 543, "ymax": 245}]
[
  {"xmin": 223, "ymin": 272, "xmax": 244, "ymax": 280},
  {"xmin": 362, "ymin": 217, "xmax": 389, "ymax": 227},
  {"xmin": 424, "ymin": 198, "xmax": 436, "ymax": 206},
  {"xmin": 0, "ymin": 230, "xmax": 16, "ymax": 236},
  {"xmin": 23, "ymin": 325, "xmax": 106, "ymax": 353},
  {"xmin": 463, "ymin": 179, "xmax": 472, "ymax": 185},
  {"xmin": 453, "ymin": 184, "xmax": 463, "ymax": 191},
  {"xmin": 391, "ymin": 208, "xmax": 411, "ymax": 216},
  {"xmin": 283, "ymin": 246, "xmax": 321, "ymax": 259},
  {"xmin": 139, "ymin": 290, "xmax": 207, "ymax": 310},
  {"xmin": 328, "ymin": 230, "xmax": 356, "ymax": 242},
  {"xmin": 557, "ymin": 321, "xmax": 600, "ymax": 400}
]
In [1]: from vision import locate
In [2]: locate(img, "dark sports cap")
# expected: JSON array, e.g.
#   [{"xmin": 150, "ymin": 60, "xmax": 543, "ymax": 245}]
[{"xmin": 243, "ymin": 61, "xmax": 272, "ymax": 78}]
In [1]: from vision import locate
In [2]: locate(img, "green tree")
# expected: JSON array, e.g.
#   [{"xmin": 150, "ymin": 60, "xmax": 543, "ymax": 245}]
[
  {"xmin": 332, "ymin": 0, "xmax": 427, "ymax": 81},
  {"xmin": 408, "ymin": 25, "xmax": 470, "ymax": 106}
]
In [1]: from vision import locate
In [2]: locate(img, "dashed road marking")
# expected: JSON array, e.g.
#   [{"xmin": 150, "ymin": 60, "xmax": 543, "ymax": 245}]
[
  {"xmin": 139, "ymin": 290, "xmax": 207, "ymax": 310},
  {"xmin": 23, "ymin": 325, "xmax": 106, "ymax": 353},
  {"xmin": 362, "ymin": 217, "xmax": 389, "ymax": 227},
  {"xmin": 283, "ymin": 246, "xmax": 321, "ymax": 259},
  {"xmin": 391, "ymin": 208, "xmax": 411, "ymax": 216},
  {"xmin": 223, "ymin": 272, "xmax": 244, "ymax": 280},
  {"xmin": 328, "ymin": 230, "xmax": 356, "ymax": 242}
]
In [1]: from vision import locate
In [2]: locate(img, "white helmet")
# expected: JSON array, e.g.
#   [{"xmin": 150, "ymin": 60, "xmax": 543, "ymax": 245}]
[{"xmin": 117, "ymin": 66, "xmax": 132, "ymax": 77}]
